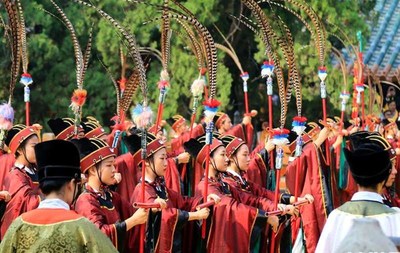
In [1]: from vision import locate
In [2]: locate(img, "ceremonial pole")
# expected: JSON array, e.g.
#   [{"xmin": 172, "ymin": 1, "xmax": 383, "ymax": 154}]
[
  {"xmin": 201, "ymin": 98, "xmax": 220, "ymax": 238},
  {"xmin": 181, "ymin": 74, "xmax": 205, "ymax": 182},
  {"xmin": 261, "ymin": 61, "xmax": 275, "ymax": 169},
  {"xmin": 318, "ymin": 67, "xmax": 330, "ymax": 165},
  {"xmin": 270, "ymin": 128, "xmax": 290, "ymax": 252}
]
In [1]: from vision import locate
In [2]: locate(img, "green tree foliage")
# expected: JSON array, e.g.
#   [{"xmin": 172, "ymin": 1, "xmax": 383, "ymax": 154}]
[{"xmin": 0, "ymin": 0, "xmax": 375, "ymax": 131}]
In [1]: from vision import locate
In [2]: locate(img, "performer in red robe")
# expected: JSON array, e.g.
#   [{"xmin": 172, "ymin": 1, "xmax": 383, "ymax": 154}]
[
  {"xmin": 213, "ymin": 111, "xmax": 254, "ymax": 149},
  {"xmin": 245, "ymin": 136, "xmax": 275, "ymax": 189},
  {"xmin": 220, "ymin": 135, "xmax": 313, "ymax": 206},
  {"xmin": 1, "ymin": 124, "xmax": 41, "ymax": 238},
  {"xmin": 166, "ymin": 115, "xmax": 205, "ymax": 157},
  {"xmin": 72, "ymin": 138, "xmax": 149, "ymax": 252},
  {"xmin": 0, "ymin": 140, "xmax": 118, "ymax": 252},
  {"xmin": 285, "ymin": 125, "xmax": 336, "ymax": 253},
  {"xmin": 0, "ymin": 153, "xmax": 15, "ymax": 192},
  {"xmin": 184, "ymin": 135, "xmax": 282, "ymax": 252},
  {"xmin": 126, "ymin": 131, "xmax": 219, "ymax": 253}
]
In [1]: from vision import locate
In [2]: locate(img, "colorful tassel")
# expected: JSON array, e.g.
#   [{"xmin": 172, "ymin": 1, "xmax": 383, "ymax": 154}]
[
  {"xmin": 292, "ymin": 116, "xmax": 307, "ymax": 136},
  {"xmin": 0, "ymin": 103, "xmax": 14, "ymax": 128},
  {"xmin": 261, "ymin": 61, "xmax": 274, "ymax": 78},
  {"xmin": 318, "ymin": 66, "xmax": 328, "ymax": 82},
  {"xmin": 20, "ymin": 73, "xmax": 33, "ymax": 86},
  {"xmin": 191, "ymin": 79, "xmax": 205, "ymax": 97},
  {"xmin": 131, "ymin": 104, "xmax": 153, "ymax": 129},
  {"xmin": 118, "ymin": 78, "xmax": 127, "ymax": 92},
  {"xmin": 340, "ymin": 91, "xmax": 351, "ymax": 112},
  {"xmin": 203, "ymin": 99, "xmax": 220, "ymax": 123},
  {"xmin": 70, "ymin": 89, "xmax": 87, "ymax": 113},
  {"xmin": 240, "ymin": 72, "xmax": 249, "ymax": 82},
  {"xmin": 271, "ymin": 128, "xmax": 290, "ymax": 146}
]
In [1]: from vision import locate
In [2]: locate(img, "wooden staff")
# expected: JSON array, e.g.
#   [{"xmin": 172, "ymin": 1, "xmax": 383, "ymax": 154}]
[
  {"xmin": 133, "ymin": 202, "xmax": 161, "ymax": 209},
  {"xmin": 195, "ymin": 200, "xmax": 215, "ymax": 210}
]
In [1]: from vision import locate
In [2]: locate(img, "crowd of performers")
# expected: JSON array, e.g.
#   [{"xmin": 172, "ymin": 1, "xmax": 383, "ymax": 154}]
[{"xmin": 0, "ymin": 101, "xmax": 400, "ymax": 252}]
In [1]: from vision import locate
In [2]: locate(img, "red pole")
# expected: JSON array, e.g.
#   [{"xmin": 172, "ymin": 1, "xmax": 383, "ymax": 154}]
[
  {"xmin": 244, "ymin": 92, "xmax": 249, "ymax": 114},
  {"xmin": 270, "ymin": 167, "xmax": 281, "ymax": 252},
  {"xmin": 361, "ymin": 92, "xmax": 365, "ymax": 129},
  {"xmin": 202, "ymin": 144, "xmax": 211, "ymax": 238},
  {"xmin": 322, "ymin": 98, "xmax": 330, "ymax": 166},
  {"xmin": 140, "ymin": 160, "xmax": 146, "ymax": 253},
  {"xmin": 294, "ymin": 157, "xmax": 301, "ymax": 202},
  {"xmin": 154, "ymin": 103, "xmax": 163, "ymax": 135},
  {"xmin": 25, "ymin": 102, "xmax": 30, "ymax": 126},
  {"xmin": 268, "ymin": 95, "xmax": 274, "ymax": 169}
]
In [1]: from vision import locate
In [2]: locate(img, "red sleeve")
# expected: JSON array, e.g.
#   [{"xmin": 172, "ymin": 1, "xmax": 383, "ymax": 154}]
[
  {"xmin": 195, "ymin": 178, "xmax": 268, "ymax": 252},
  {"xmin": 114, "ymin": 154, "xmax": 139, "ymax": 202},
  {"xmin": 167, "ymin": 188, "xmax": 202, "ymax": 211},
  {"xmin": 0, "ymin": 154, "xmax": 15, "ymax": 191},
  {"xmin": 74, "ymin": 192, "xmax": 122, "ymax": 249},
  {"xmin": 1, "ymin": 168, "xmax": 40, "ymax": 237},
  {"xmin": 170, "ymin": 124, "xmax": 205, "ymax": 153},
  {"xmin": 248, "ymin": 181, "xmax": 275, "ymax": 200},
  {"xmin": 225, "ymin": 124, "xmax": 246, "ymax": 141},
  {"xmin": 246, "ymin": 152, "xmax": 269, "ymax": 188}
]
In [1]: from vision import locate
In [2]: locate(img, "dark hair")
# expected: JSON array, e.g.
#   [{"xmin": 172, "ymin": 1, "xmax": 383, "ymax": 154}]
[{"xmin": 40, "ymin": 179, "xmax": 71, "ymax": 195}]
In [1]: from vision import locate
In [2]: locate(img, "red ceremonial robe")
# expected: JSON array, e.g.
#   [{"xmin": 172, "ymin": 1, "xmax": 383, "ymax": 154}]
[
  {"xmin": 169, "ymin": 124, "xmax": 205, "ymax": 157},
  {"xmin": 221, "ymin": 171, "xmax": 276, "ymax": 201},
  {"xmin": 115, "ymin": 153, "xmax": 140, "ymax": 202},
  {"xmin": 196, "ymin": 177, "xmax": 270, "ymax": 253},
  {"xmin": 131, "ymin": 177, "xmax": 201, "ymax": 252},
  {"xmin": 224, "ymin": 124, "xmax": 254, "ymax": 150},
  {"xmin": 164, "ymin": 158, "xmax": 182, "ymax": 194},
  {"xmin": 0, "ymin": 154, "xmax": 15, "ymax": 192},
  {"xmin": 1, "ymin": 165, "xmax": 40, "ymax": 238},
  {"xmin": 245, "ymin": 145, "xmax": 272, "ymax": 189},
  {"xmin": 74, "ymin": 184, "xmax": 135, "ymax": 252},
  {"xmin": 285, "ymin": 143, "xmax": 332, "ymax": 253}
]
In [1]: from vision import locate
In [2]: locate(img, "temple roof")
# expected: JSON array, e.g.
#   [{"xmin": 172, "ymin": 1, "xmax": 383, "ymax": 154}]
[{"xmin": 335, "ymin": 0, "xmax": 400, "ymax": 83}]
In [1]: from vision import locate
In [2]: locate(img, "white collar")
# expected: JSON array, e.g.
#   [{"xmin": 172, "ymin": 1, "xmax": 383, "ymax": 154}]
[
  {"xmin": 14, "ymin": 162, "xmax": 35, "ymax": 175},
  {"xmin": 38, "ymin": 198, "xmax": 70, "ymax": 210},
  {"xmin": 142, "ymin": 177, "xmax": 154, "ymax": 183},
  {"xmin": 351, "ymin": 191, "xmax": 383, "ymax": 203},
  {"xmin": 227, "ymin": 169, "xmax": 245, "ymax": 184}
]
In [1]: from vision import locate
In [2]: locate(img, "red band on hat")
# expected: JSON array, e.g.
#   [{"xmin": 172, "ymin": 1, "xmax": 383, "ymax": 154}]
[
  {"xmin": 132, "ymin": 139, "xmax": 165, "ymax": 163},
  {"xmin": 172, "ymin": 118, "xmax": 185, "ymax": 132},
  {"xmin": 56, "ymin": 125, "xmax": 76, "ymax": 140},
  {"xmin": 226, "ymin": 138, "xmax": 245, "ymax": 158},
  {"xmin": 215, "ymin": 114, "xmax": 228, "ymax": 129},
  {"xmin": 85, "ymin": 127, "xmax": 106, "ymax": 138},
  {"xmin": 80, "ymin": 146, "xmax": 116, "ymax": 173},
  {"xmin": 9, "ymin": 127, "xmax": 37, "ymax": 154},
  {"xmin": 197, "ymin": 139, "xmax": 224, "ymax": 166}
]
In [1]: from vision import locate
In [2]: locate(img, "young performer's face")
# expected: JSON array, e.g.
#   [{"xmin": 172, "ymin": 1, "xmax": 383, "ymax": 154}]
[
  {"xmin": 386, "ymin": 160, "xmax": 397, "ymax": 187},
  {"xmin": 98, "ymin": 157, "xmax": 116, "ymax": 185},
  {"xmin": 18, "ymin": 135, "xmax": 39, "ymax": 164},
  {"xmin": 233, "ymin": 144, "xmax": 250, "ymax": 171},
  {"xmin": 211, "ymin": 146, "xmax": 229, "ymax": 172},
  {"xmin": 156, "ymin": 130, "xmax": 167, "ymax": 143},
  {"xmin": 222, "ymin": 117, "xmax": 232, "ymax": 132},
  {"xmin": 153, "ymin": 148, "xmax": 168, "ymax": 176}
]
